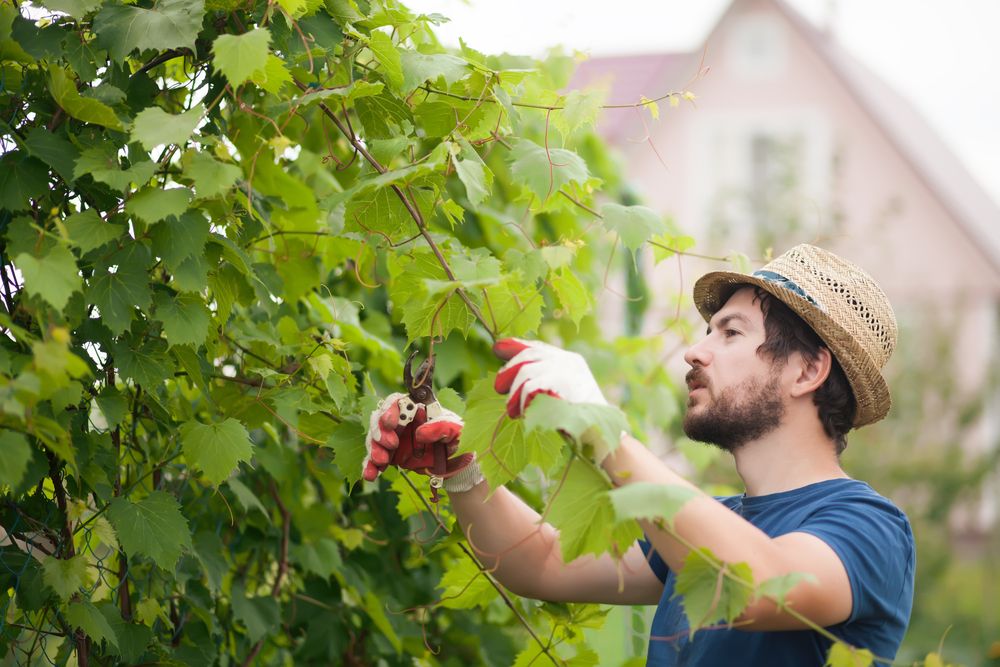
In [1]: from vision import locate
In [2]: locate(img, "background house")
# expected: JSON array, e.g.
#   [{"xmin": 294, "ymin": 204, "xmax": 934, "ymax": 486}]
[{"xmin": 573, "ymin": 0, "xmax": 1000, "ymax": 528}]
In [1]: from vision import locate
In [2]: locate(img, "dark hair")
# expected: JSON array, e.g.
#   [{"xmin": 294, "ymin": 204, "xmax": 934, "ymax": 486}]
[{"xmin": 721, "ymin": 285, "xmax": 857, "ymax": 454}]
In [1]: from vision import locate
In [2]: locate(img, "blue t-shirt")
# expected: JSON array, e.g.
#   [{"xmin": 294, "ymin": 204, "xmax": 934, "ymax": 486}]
[{"xmin": 640, "ymin": 478, "xmax": 915, "ymax": 666}]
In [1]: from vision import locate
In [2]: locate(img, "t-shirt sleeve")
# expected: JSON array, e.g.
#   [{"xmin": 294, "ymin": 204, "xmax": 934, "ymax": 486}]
[
  {"xmin": 638, "ymin": 537, "xmax": 670, "ymax": 584},
  {"xmin": 796, "ymin": 494, "xmax": 915, "ymax": 625}
]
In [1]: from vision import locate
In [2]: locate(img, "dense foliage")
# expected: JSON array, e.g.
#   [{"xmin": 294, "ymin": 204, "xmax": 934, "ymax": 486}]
[{"xmin": 0, "ymin": 0, "xmax": 981, "ymax": 665}]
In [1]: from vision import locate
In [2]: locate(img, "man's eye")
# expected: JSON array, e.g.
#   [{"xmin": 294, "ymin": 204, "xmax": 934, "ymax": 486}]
[{"xmin": 724, "ymin": 329, "xmax": 740, "ymax": 338}]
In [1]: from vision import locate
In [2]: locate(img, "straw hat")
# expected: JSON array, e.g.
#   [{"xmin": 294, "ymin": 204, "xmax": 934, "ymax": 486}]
[{"xmin": 692, "ymin": 244, "xmax": 897, "ymax": 427}]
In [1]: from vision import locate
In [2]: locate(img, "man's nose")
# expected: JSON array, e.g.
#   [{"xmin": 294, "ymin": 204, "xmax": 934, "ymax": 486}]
[{"xmin": 683, "ymin": 336, "xmax": 712, "ymax": 368}]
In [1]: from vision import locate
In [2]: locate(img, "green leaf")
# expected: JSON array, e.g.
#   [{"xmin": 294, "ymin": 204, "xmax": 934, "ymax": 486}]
[
  {"xmin": 231, "ymin": 583, "xmax": 280, "ymax": 642},
  {"xmin": 0, "ymin": 430, "xmax": 33, "ymax": 489},
  {"xmin": 326, "ymin": 421, "xmax": 366, "ymax": 485},
  {"xmin": 550, "ymin": 267, "xmax": 592, "ymax": 327},
  {"xmin": 399, "ymin": 50, "xmax": 468, "ymax": 93},
  {"xmin": 608, "ymin": 482, "xmax": 697, "ymax": 526},
  {"xmin": 42, "ymin": 555, "xmax": 92, "ymax": 601},
  {"xmin": 756, "ymin": 572, "xmax": 818, "ymax": 606},
  {"xmin": 15, "ymin": 245, "xmax": 82, "ymax": 311},
  {"xmin": 42, "ymin": 0, "xmax": 104, "ymax": 19},
  {"xmin": 673, "ymin": 548, "xmax": 754, "ymax": 633},
  {"xmin": 95, "ymin": 388, "xmax": 128, "ymax": 427},
  {"xmin": 825, "ymin": 643, "xmax": 875, "ymax": 667},
  {"xmin": 65, "ymin": 209, "xmax": 127, "ymax": 252},
  {"xmin": 601, "ymin": 203, "xmax": 668, "ymax": 252},
  {"xmin": 387, "ymin": 250, "xmax": 476, "ymax": 343},
  {"xmin": 650, "ymin": 233, "xmax": 695, "ymax": 265},
  {"xmin": 290, "ymin": 538, "xmax": 342, "ymax": 580},
  {"xmin": 354, "ymin": 91, "xmax": 414, "ymax": 139},
  {"xmin": 226, "ymin": 478, "xmax": 271, "ymax": 521},
  {"xmin": 48, "ymin": 66, "xmax": 123, "ymax": 130},
  {"xmin": 437, "ymin": 557, "xmax": 498, "ymax": 610},
  {"xmin": 126, "ymin": 187, "xmax": 192, "ymax": 223},
  {"xmin": 106, "ymin": 491, "xmax": 192, "ymax": 570},
  {"xmin": 153, "ymin": 291, "xmax": 210, "ymax": 347},
  {"xmin": 87, "ymin": 246, "xmax": 152, "ymax": 334},
  {"xmin": 24, "ymin": 128, "xmax": 79, "ymax": 183},
  {"xmin": 212, "ymin": 27, "xmax": 271, "ymax": 88},
  {"xmin": 454, "ymin": 142, "xmax": 493, "ymax": 207},
  {"xmin": 182, "ymin": 151, "xmax": 241, "ymax": 198},
  {"xmin": 460, "ymin": 376, "xmax": 562, "ymax": 487},
  {"xmin": 65, "ymin": 600, "xmax": 119, "ymax": 649},
  {"xmin": 99, "ymin": 604, "xmax": 154, "ymax": 664},
  {"xmin": 74, "ymin": 146, "xmax": 157, "ymax": 192},
  {"xmin": 94, "ymin": 0, "xmax": 204, "ymax": 63},
  {"xmin": 131, "ymin": 105, "xmax": 203, "ymax": 150},
  {"xmin": 524, "ymin": 394, "xmax": 628, "ymax": 458},
  {"xmin": 555, "ymin": 88, "xmax": 604, "ymax": 136},
  {"xmin": 111, "ymin": 336, "xmax": 170, "ymax": 387},
  {"xmin": 508, "ymin": 138, "xmax": 590, "ymax": 203},
  {"xmin": 0, "ymin": 153, "xmax": 49, "ymax": 212},
  {"xmin": 150, "ymin": 212, "xmax": 210, "ymax": 270},
  {"xmin": 482, "ymin": 276, "xmax": 544, "ymax": 338},
  {"xmin": 367, "ymin": 30, "xmax": 402, "ymax": 90},
  {"xmin": 545, "ymin": 458, "xmax": 640, "ymax": 561},
  {"xmin": 180, "ymin": 418, "xmax": 253, "ymax": 486}
]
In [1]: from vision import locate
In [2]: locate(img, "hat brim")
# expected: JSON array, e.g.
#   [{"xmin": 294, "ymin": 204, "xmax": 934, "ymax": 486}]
[{"xmin": 692, "ymin": 271, "xmax": 891, "ymax": 427}]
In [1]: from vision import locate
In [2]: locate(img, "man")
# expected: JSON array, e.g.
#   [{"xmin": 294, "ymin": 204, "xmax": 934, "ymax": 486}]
[{"xmin": 363, "ymin": 244, "xmax": 915, "ymax": 665}]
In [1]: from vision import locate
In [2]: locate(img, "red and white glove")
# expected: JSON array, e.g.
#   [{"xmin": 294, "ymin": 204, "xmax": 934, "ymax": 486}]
[
  {"xmin": 362, "ymin": 393, "xmax": 483, "ymax": 492},
  {"xmin": 493, "ymin": 338, "xmax": 619, "ymax": 461}
]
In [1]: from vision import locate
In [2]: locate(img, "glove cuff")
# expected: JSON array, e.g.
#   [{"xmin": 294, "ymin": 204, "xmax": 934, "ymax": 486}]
[{"xmin": 442, "ymin": 458, "xmax": 485, "ymax": 494}]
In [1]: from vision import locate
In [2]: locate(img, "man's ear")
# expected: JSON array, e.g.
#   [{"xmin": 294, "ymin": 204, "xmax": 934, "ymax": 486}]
[{"xmin": 789, "ymin": 347, "xmax": 832, "ymax": 398}]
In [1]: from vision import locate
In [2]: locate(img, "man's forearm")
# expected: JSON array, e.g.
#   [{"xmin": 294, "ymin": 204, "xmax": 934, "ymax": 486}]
[{"xmin": 448, "ymin": 481, "xmax": 561, "ymax": 598}]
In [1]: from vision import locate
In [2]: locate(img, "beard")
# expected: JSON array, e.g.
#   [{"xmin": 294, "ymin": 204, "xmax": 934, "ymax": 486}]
[{"xmin": 683, "ymin": 369, "xmax": 785, "ymax": 452}]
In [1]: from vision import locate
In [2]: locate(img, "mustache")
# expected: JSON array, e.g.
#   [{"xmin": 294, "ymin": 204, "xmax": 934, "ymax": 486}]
[{"xmin": 686, "ymin": 368, "xmax": 709, "ymax": 389}]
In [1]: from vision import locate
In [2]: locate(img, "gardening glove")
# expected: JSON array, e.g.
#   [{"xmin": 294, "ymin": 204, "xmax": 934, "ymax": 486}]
[
  {"xmin": 362, "ymin": 393, "xmax": 483, "ymax": 492},
  {"xmin": 493, "ymin": 338, "xmax": 620, "ymax": 462}
]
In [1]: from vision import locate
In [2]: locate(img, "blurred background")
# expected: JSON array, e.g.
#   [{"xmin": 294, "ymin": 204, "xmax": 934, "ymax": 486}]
[{"xmin": 408, "ymin": 0, "xmax": 1000, "ymax": 664}]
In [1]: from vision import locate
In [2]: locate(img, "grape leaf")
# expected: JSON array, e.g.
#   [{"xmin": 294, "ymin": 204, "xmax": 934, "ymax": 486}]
[
  {"xmin": 131, "ymin": 105, "xmax": 203, "ymax": 150},
  {"xmin": 825, "ymin": 643, "xmax": 875, "ymax": 667},
  {"xmin": 74, "ymin": 146, "xmax": 157, "ymax": 192},
  {"xmin": 66, "ymin": 600, "xmax": 119, "ymax": 649},
  {"xmin": 126, "ymin": 187, "xmax": 192, "ymax": 223},
  {"xmin": 399, "ymin": 50, "xmax": 468, "ymax": 93},
  {"xmin": 354, "ymin": 91, "xmax": 414, "ymax": 139},
  {"xmin": 0, "ymin": 153, "xmax": 48, "ymax": 212},
  {"xmin": 601, "ymin": 203, "xmax": 668, "ymax": 252},
  {"xmin": 756, "ymin": 571, "xmax": 818, "ymax": 606},
  {"xmin": 153, "ymin": 291, "xmax": 211, "ymax": 347},
  {"xmin": 454, "ymin": 140, "xmax": 493, "ymax": 207},
  {"xmin": 111, "ymin": 336, "xmax": 171, "ymax": 388},
  {"xmin": 608, "ymin": 481, "xmax": 697, "ymax": 526},
  {"xmin": 545, "ymin": 458, "xmax": 641, "ymax": 562},
  {"xmin": 367, "ymin": 31, "xmax": 403, "ymax": 90},
  {"xmin": 326, "ymin": 421, "xmax": 366, "ymax": 485},
  {"xmin": 182, "ymin": 151, "xmax": 241, "ymax": 198},
  {"xmin": 482, "ymin": 277, "xmax": 543, "ymax": 338},
  {"xmin": 0, "ymin": 431, "xmax": 32, "ymax": 489},
  {"xmin": 24, "ymin": 128, "xmax": 79, "ymax": 183},
  {"xmin": 673, "ymin": 547, "xmax": 754, "ymax": 634},
  {"xmin": 212, "ymin": 28, "xmax": 271, "ymax": 88},
  {"xmin": 106, "ymin": 491, "xmax": 192, "ymax": 570},
  {"xmin": 48, "ymin": 66, "xmax": 123, "ymax": 130},
  {"xmin": 508, "ymin": 138, "xmax": 590, "ymax": 203},
  {"xmin": 65, "ymin": 209, "xmax": 126, "ymax": 253},
  {"xmin": 437, "ymin": 557, "xmax": 498, "ymax": 610},
  {"xmin": 43, "ymin": 0, "xmax": 104, "ymax": 19},
  {"xmin": 523, "ymin": 394, "xmax": 628, "ymax": 458},
  {"xmin": 180, "ymin": 418, "xmax": 253, "ymax": 486},
  {"xmin": 550, "ymin": 266, "xmax": 592, "ymax": 327},
  {"xmin": 554, "ymin": 88, "xmax": 604, "ymax": 136},
  {"xmin": 87, "ymin": 246, "xmax": 152, "ymax": 334},
  {"xmin": 15, "ymin": 244, "xmax": 82, "ymax": 311},
  {"xmin": 42, "ymin": 554, "xmax": 93, "ymax": 601},
  {"xmin": 460, "ymin": 376, "xmax": 563, "ymax": 487},
  {"xmin": 231, "ymin": 583, "xmax": 280, "ymax": 643},
  {"xmin": 94, "ymin": 0, "xmax": 204, "ymax": 63}
]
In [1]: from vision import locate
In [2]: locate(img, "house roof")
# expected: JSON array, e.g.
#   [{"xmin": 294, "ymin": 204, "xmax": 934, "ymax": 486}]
[{"xmin": 568, "ymin": 0, "xmax": 1000, "ymax": 274}]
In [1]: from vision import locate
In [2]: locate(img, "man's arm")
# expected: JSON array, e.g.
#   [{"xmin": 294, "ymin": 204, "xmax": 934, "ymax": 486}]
[
  {"xmin": 602, "ymin": 434, "xmax": 853, "ymax": 630},
  {"xmin": 449, "ymin": 480, "xmax": 664, "ymax": 605}
]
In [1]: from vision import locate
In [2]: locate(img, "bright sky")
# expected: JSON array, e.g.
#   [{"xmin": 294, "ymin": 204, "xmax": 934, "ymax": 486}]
[{"xmin": 405, "ymin": 0, "xmax": 1000, "ymax": 208}]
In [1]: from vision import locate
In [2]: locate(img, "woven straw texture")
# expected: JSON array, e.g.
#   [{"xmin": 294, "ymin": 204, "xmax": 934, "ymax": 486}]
[{"xmin": 692, "ymin": 244, "xmax": 898, "ymax": 427}]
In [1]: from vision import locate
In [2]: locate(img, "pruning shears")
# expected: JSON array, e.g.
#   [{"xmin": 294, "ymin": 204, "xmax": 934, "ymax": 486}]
[{"xmin": 404, "ymin": 349, "xmax": 448, "ymax": 483}]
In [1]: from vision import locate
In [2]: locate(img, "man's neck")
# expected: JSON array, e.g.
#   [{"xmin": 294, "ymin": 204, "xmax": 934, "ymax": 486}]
[{"xmin": 731, "ymin": 422, "xmax": 848, "ymax": 497}]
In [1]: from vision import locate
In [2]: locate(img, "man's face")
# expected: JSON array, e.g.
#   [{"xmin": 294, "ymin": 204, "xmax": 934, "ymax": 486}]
[{"xmin": 682, "ymin": 288, "xmax": 786, "ymax": 451}]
